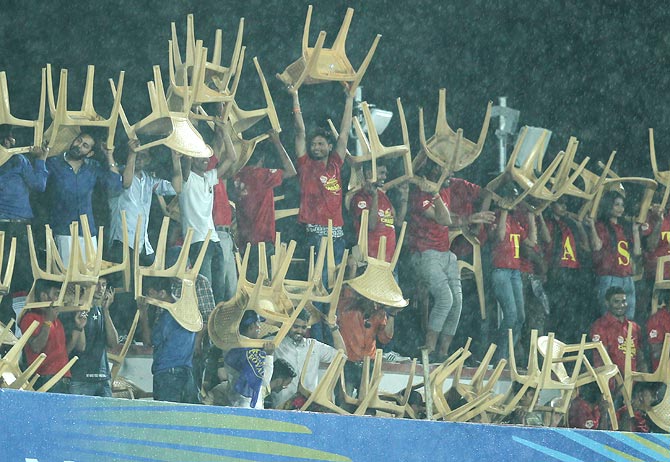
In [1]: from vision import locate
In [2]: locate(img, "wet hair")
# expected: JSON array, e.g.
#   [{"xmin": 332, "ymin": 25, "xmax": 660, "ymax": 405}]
[
  {"xmin": 296, "ymin": 309, "xmax": 311, "ymax": 323},
  {"xmin": 597, "ymin": 190, "xmax": 624, "ymax": 222},
  {"xmin": 272, "ymin": 358, "xmax": 297, "ymax": 380},
  {"xmin": 604, "ymin": 286, "xmax": 625, "ymax": 302},
  {"xmin": 308, "ymin": 127, "xmax": 335, "ymax": 146},
  {"xmin": 34, "ymin": 279, "xmax": 61, "ymax": 299},
  {"xmin": 142, "ymin": 276, "xmax": 172, "ymax": 295}
]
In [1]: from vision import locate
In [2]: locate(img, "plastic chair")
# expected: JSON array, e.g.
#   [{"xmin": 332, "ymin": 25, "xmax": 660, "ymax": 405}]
[
  {"xmin": 0, "ymin": 69, "xmax": 45, "ymax": 166},
  {"xmin": 45, "ymin": 64, "xmax": 123, "ymax": 151},
  {"xmin": 108, "ymin": 309, "xmax": 140, "ymax": 382},
  {"xmin": 109, "ymin": 66, "xmax": 212, "ymax": 158},
  {"xmin": 277, "ymin": 5, "xmax": 381, "ymax": 94},
  {"xmin": 135, "ymin": 217, "xmax": 209, "ymax": 332},
  {"xmin": 299, "ymin": 345, "xmax": 350, "ymax": 414},
  {"xmin": 651, "ymin": 255, "xmax": 670, "ymax": 315},
  {"xmin": 415, "ymin": 88, "xmax": 492, "ymax": 178},
  {"xmin": 0, "ymin": 232, "xmax": 16, "ymax": 305},
  {"xmin": 450, "ymin": 228, "xmax": 486, "ymax": 320},
  {"xmin": 649, "ymin": 128, "xmax": 670, "ymax": 210},
  {"xmin": 623, "ymin": 328, "xmax": 669, "ymax": 402}
]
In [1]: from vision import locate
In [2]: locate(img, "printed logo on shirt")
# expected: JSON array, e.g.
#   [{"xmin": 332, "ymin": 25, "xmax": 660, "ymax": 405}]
[
  {"xmin": 320, "ymin": 175, "xmax": 328, "ymax": 184},
  {"xmin": 649, "ymin": 329, "xmax": 658, "ymax": 339},
  {"xmin": 422, "ymin": 200, "xmax": 431, "ymax": 207},
  {"xmin": 617, "ymin": 240, "xmax": 630, "ymax": 266},
  {"xmin": 270, "ymin": 169, "xmax": 277, "ymax": 173},
  {"xmin": 380, "ymin": 208, "xmax": 394, "ymax": 227},
  {"xmin": 584, "ymin": 419, "xmax": 595, "ymax": 429},
  {"xmin": 617, "ymin": 336, "xmax": 624, "ymax": 344},
  {"xmin": 358, "ymin": 200, "xmax": 368, "ymax": 209},
  {"xmin": 323, "ymin": 177, "xmax": 341, "ymax": 193},
  {"xmin": 562, "ymin": 236, "xmax": 577, "ymax": 262},
  {"xmin": 592, "ymin": 334, "xmax": 601, "ymax": 342}
]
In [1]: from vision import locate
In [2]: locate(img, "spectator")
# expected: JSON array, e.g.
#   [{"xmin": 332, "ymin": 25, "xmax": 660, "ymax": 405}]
[
  {"xmin": 639, "ymin": 201, "xmax": 670, "ymax": 325},
  {"xmin": 222, "ymin": 310, "xmax": 275, "ymax": 409},
  {"xmin": 19, "ymin": 279, "xmax": 85, "ymax": 393},
  {"xmin": 139, "ymin": 276, "xmax": 198, "ymax": 404},
  {"xmin": 271, "ymin": 310, "xmax": 345, "ymax": 409},
  {"xmin": 62, "ymin": 276, "xmax": 118, "ymax": 397},
  {"xmin": 45, "ymin": 132, "xmax": 122, "ymax": 267},
  {"xmin": 264, "ymin": 358, "xmax": 298, "ymax": 409},
  {"xmin": 289, "ymin": 84, "xmax": 354, "ymax": 343},
  {"xmin": 178, "ymin": 121, "xmax": 237, "ymax": 303},
  {"xmin": 0, "ymin": 125, "xmax": 49, "ymax": 325},
  {"xmin": 617, "ymin": 382, "xmax": 658, "ymax": 433},
  {"xmin": 567, "ymin": 383, "xmax": 611, "ymax": 430},
  {"xmin": 590, "ymin": 286, "xmax": 646, "ymax": 374},
  {"xmin": 232, "ymin": 129, "xmax": 296, "ymax": 279},
  {"xmin": 543, "ymin": 197, "xmax": 597, "ymax": 343},
  {"xmin": 646, "ymin": 291, "xmax": 670, "ymax": 372},
  {"xmin": 589, "ymin": 191, "xmax": 641, "ymax": 319},
  {"xmin": 350, "ymin": 161, "xmax": 409, "ymax": 262}
]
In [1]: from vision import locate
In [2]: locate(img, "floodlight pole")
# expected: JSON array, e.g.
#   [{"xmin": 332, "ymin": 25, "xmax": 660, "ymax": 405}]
[{"xmin": 492, "ymin": 97, "xmax": 520, "ymax": 173}]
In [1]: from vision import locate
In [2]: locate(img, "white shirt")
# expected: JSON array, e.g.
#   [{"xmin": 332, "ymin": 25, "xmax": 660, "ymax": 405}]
[
  {"xmin": 108, "ymin": 170, "xmax": 175, "ymax": 254},
  {"xmin": 271, "ymin": 337, "xmax": 338, "ymax": 408},
  {"xmin": 179, "ymin": 169, "xmax": 220, "ymax": 243}
]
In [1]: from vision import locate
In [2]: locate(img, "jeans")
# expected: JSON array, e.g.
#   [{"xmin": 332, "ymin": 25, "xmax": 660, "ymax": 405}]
[
  {"xmin": 411, "ymin": 250, "xmax": 462, "ymax": 335},
  {"xmin": 306, "ymin": 231, "xmax": 345, "ymax": 345},
  {"xmin": 597, "ymin": 275, "xmax": 635, "ymax": 319},
  {"xmin": 216, "ymin": 230, "xmax": 238, "ymax": 302},
  {"xmin": 153, "ymin": 366, "xmax": 198, "ymax": 404},
  {"xmin": 70, "ymin": 379, "xmax": 112, "ymax": 397},
  {"xmin": 191, "ymin": 235, "xmax": 236, "ymax": 305},
  {"xmin": 492, "ymin": 268, "xmax": 525, "ymax": 359},
  {"xmin": 34, "ymin": 375, "xmax": 70, "ymax": 394}
]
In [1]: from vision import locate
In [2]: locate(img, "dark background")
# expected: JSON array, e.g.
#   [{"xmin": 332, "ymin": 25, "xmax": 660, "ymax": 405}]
[{"xmin": 2, "ymin": 0, "xmax": 669, "ymax": 184}]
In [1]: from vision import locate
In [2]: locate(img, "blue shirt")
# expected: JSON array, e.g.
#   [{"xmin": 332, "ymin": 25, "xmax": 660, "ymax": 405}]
[
  {"xmin": 151, "ymin": 309, "xmax": 195, "ymax": 374},
  {"xmin": 45, "ymin": 155, "xmax": 122, "ymax": 236},
  {"xmin": 0, "ymin": 155, "xmax": 47, "ymax": 219},
  {"xmin": 108, "ymin": 169, "xmax": 175, "ymax": 254}
]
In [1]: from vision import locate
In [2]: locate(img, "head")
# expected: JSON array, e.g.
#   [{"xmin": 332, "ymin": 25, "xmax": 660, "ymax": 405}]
[
  {"xmin": 34, "ymin": 279, "xmax": 61, "ymax": 303},
  {"xmin": 66, "ymin": 133, "xmax": 96, "ymax": 160},
  {"xmin": 93, "ymin": 276, "xmax": 109, "ymax": 302},
  {"xmin": 632, "ymin": 383, "xmax": 657, "ymax": 411},
  {"xmin": 269, "ymin": 358, "xmax": 297, "ymax": 393},
  {"xmin": 289, "ymin": 310, "xmax": 311, "ymax": 344},
  {"xmin": 0, "ymin": 125, "xmax": 15, "ymax": 149},
  {"xmin": 605, "ymin": 286, "xmax": 627, "ymax": 319},
  {"xmin": 362, "ymin": 161, "xmax": 387, "ymax": 188},
  {"xmin": 550, "ymin": 196, "xmax": 569, "ymax": 218},
  {"xmin": 308, "ymin": 128, "xmax": 335, "ymax": 160},
  {"xmin": 191, "ymin": 154, "xmax": 212, "ymax": 175},
  {"xmin": 598, "ymin": 191, "xmax": 625, "ymax": 221},
  {"xmin": 239, "ymin": 310, "xmax": 263, "ymax": 339},
  {"xmin": 134, "ymin": 151, "xmax": 151, "ymax": 172},
  {"xmin": 142, "ymin": 276, "xmax": 174, "ymax": 303}
]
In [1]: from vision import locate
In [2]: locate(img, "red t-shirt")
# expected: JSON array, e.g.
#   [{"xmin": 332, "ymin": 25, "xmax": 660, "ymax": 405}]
[
  {"xmin": 491, "ymin": 211, "xmax": 527, "ymax": 270},
  {"xmin": 513, "ymin": 210, "xmax": 536, "ymax": 273},
  {"xmin": 568, "ymin": 396, "xmax": 601, "ymax": 429},
  {"xmin": 590, "ymin": 312, "xmax": 641, "ymax": 373},
  {"xmin": 20, "ymin": 311, "xmax": 71, "ymax": 377},
  {"xmin": 545, "ymin": 218, "xmax": 581, "ymax": 269},
  {"xmin": 616, "ymin": 407, "xmax": 650, "ymax": 433},
  {"xmin": 297, "ymin": 153, "xmax": 344, "ymax": 227},
  {"xmin": 351, "ymin": 189, "xmax": 396, "ymax": 262},
  {"xmin": 407, "ymin": 187, "xmax": 451, "ymax": 253},
  {"xmin": 234, "ymin": 166, "xmax": 283, "ymax": 246},
  {"xmin": 646, "ymin": 307, "xmax": 670, "ymax": 371},
  {"xmin": 592, "ymin": 221, "xmax": 633, "ymax": 277},
  {"xmin": 643, "ymin": 214, "xmax": 670, "ymax": 280},
  {"xmin": 206, "ymin": 156, "xmax": 233, "ymax": 226},
  {"xmin": 336, "ymin": 287, "xmax": 391, "ymax": 362},
  {"xmin": 445, "ymin": 178, "xmax": 485, "ymax": 258}
]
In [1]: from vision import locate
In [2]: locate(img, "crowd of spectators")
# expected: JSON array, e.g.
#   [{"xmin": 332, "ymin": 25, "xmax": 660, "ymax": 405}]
[{"xmin": 0, "ymin": 77, "xmax": 668, "ymax": 433}]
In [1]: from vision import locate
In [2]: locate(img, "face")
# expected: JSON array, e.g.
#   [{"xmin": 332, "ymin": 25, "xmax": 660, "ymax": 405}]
[
  {"xmin": 135, "ymin": 152, "xmax": 150, "ymax": 172},
  {"xmin": 606, "ymin": 293, "xmax": 628, "ymax": 318},
  {"xmin": 94, "ymin": 278, "xmax": 108, "ymax": 301},
  {"xmin": 365, "ymin": 165, "xmax": 387, "ymax": 187},
  {"xmin": 610, "ymin": 197, "xmax": 625, "ymax": 218},
  {"xmin": 2, "ymin": 134, "xmax": 15, "ymax": 149},
  {"xmin": 67, "ymin": 134, "xmax": 95, "ymax": 160},
  {"xmin": 639, "ymin": 389, "xmax": 655, "ymax": 409},
  {"xmin": 551, "ymin": 200, "xmax": 567, "ymax": 217},
  {"xmin": 309, "ymin": 136, "xmax": 332, "ymax": 160},
  {"xmin": 270, "ymin": 377, "xmax": 293, "ymax": 393},
  {"xmin": 191, "ymin": 155, "xmax": 210, "ymax": 174},
  {"xmin": 39, "ymin": 287, "xmax": 61, "ymax": 303},
  {"xmin": 290, "ymin": 319, "xmax": 308, "ymax": 343},
  {"xmin": 243, "ymin": 319, "xmax": 262, "ymax": 339}
]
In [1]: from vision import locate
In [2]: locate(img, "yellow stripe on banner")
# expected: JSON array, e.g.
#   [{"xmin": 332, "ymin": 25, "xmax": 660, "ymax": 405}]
[
  {"xmin": 629, "ymin": 434, "xmax": 670, "ymax": 458},
  {"xmin": 604, "ymin": 445, "xmax": 645, "ymax": 462}
]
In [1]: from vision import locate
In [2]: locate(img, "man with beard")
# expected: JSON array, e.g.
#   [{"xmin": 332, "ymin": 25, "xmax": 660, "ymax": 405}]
[
  {"xmin": 270, "ymin": 310, "xmax": 345, "ymax": 409},
  {"xmin": 350, "ymin": 161, "xmax": 409, "ymax": 262},
  {"xmin": 45, "ymin": 132, "xmax": 122, "ymax": 266}
]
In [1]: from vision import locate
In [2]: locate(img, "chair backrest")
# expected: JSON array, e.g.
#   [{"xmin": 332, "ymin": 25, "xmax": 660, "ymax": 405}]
[{"xmin": 0, "ymin": 233, "xmax": 16, "ymax": 305}]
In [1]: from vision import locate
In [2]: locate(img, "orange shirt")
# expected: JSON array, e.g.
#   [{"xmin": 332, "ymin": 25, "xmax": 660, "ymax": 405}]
[{"xmin": 336, "ymin": 287, "xmax": 391, "ymax": 362}]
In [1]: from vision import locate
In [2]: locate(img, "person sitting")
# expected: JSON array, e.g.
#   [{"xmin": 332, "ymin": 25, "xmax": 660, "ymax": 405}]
[
  {"xmin": 617, "ymin": 382, "xmax": 659, "ymax": 433},
  {"xmin": 567, "ymin": 382, "xmax": 611, "ymax": 430},
  {"xmin": 263, "ymin": 358, "xmax": 298, "ymax": 409}
]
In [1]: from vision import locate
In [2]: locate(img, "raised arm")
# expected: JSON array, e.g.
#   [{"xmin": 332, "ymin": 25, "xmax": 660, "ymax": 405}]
[
  {"xmin": 269, "ymin": 129, "xmax": 297, "ymax": 179},
  {"xmin": 586, "ymin": 217, "xmax": 603, "ymax": 252},
  {"xmin": 334, "ymin": 89, "xmax": 355, "ymax": 161},
  {"xmin": 289, "ymin": 86, "xmax": 306, "ymax": 158},
  {"xmin": 394, "ymin": 182, "xmax": 410, "ymax": 225},
  {"xmin": 170, "ymin": 150, "xmax": 183, "ymax": 194},
  {"xmin": 215, "ymin": 122, "xmax": 238, "ymax": 179},
  {"xmin": 122, "ymin": 140, "xmax": 139, "ymax": 189},
  {"xmin": 101, "ymin": 287, "xmax": 119, "ymax": 348}
]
